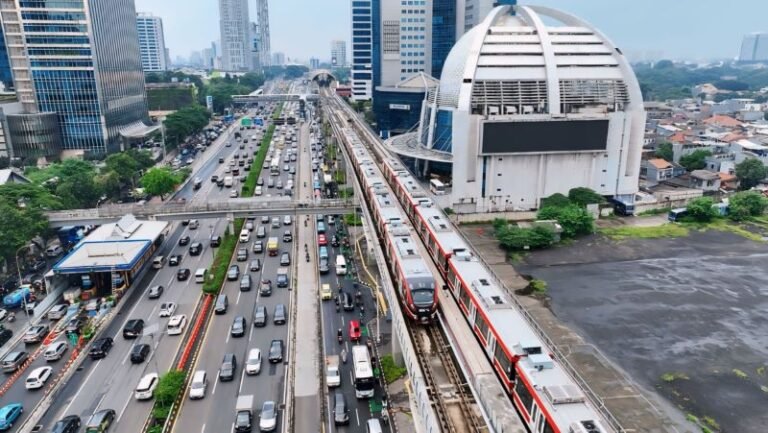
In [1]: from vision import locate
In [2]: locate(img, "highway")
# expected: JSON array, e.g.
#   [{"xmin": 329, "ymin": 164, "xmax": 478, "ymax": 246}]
[
  {"xmin": 172, "ymin": 88, "xmax": 302, "ymax": 433},
  {"xmin": 20, "ymin": 102, "xmax": 276, "ymax": 432}
]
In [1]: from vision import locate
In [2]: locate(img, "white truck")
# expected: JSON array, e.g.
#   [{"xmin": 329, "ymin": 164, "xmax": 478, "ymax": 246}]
[
  {"xmin": 234, "ymin": 394, "xmax": 253, "ymax": 432},
  {"xmin": 224, "ymin": 176, "xmax": 233, "ymax": 188},
  {"xmin": 326, "ymin": 355, "xmax": 341, "ymax": 388}
]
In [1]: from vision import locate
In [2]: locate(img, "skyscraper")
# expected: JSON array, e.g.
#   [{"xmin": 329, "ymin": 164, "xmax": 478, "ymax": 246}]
[
  {"xmin": 310, "ymin": 57, "xmax": 321, "ymax": 69},
  {"xmin": 739, "ymin": 33, "xmax": 768, "ymax": 63},
  {"xmin": 250, "ymin": 22, "xmax": 261, "ymax": 70},
  {"xmin": 272, "ymin": 52, "xmax": 285, "ymax": 66},
  {"xmin": 0, "ymin": 0, "xmax": 150, "ymax": 155},
  {"xmin": 257, "ymin": 0, "xmax": 272, "ymax": 67},
  {"xmin": 331, "ymin": 40, "xmax": 347, "ymax": 68},
  {"xmin": 136, "ymin": 13, "xmax": 168, "ymax": 72},
  {"xmin": 219, "ymin": 0, "xmax": 250, "ymax": 71},
  {"xmin": 350, "ymin": 0, "xmax": 377, "ymax": 100}
]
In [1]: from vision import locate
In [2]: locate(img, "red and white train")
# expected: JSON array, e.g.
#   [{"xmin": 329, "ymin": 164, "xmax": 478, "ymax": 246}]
[{"xmin": 334, "ymin": 104, "xmax": 616, "ymax": 433}]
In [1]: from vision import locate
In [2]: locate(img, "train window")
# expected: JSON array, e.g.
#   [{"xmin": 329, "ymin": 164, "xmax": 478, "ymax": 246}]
[
  {"xmin": 494, "ymin": 344, "xmax": 514, "ymax": 381},
  {"xmin": 474, "ymin": 311, "xmax": 489, "ymax": 343},
  {"xmin": 458, "ymin": 284, "xmax": 471, "ymax": 311},
  {"xmin": 543, "ymin": 421, "xmax": 555, "ymax": 433},
  {"xmin": 514, "ymin": 379, "xmax": 534, "ymax": 414},
  {"xmin": 447, "ymin": 267, "xmax": 457, "ymax": 290},
  {"xmin": 437, "ymin": 253, "xmax": 447, "ymax": 271}
]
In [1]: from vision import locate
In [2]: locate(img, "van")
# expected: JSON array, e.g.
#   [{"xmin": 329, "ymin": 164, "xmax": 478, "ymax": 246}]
[
  {"xmin": 152, "ymin": 256, "xmax": 165, "ymax": 269},
  {"xmin": 215, "ymin": 295, "xmax": 229, "ymax": 314},
  {"xmin": 189, "ymin": 370, "xmax": 207, "ymax": 399},
  {"xmin": 46, "ymin": 244, "xmax": 64, "ymax": 258},
  {"xmin": 366, "ymin": 419, "xmax": 383, "ymax": 433},
  {"xmin": 256, "ymin": 226, "xmax": 266, "ymax": 238},
  {"xmin": 321, "ymin": 284, "xmax": 332, "ymax": 300},
  {"xmin": 194, "ymin": 268, "xmax": 207, "ymax": 283},
  {"xmin": 239, "ymin": 229, "xmax": 251, "ymax": 243},
  {"xmin": 335, "ymin": 255, "xmax": 347, "ymax": 276}
]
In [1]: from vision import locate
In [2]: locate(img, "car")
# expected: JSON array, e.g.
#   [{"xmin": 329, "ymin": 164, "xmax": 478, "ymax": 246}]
[
  {"xmin": 177, "ymin": 268, "xmax": 191, "ymax": 281},
  {"xmin": 280, "ymin": 252, "xmax": 291, "ymax": 266},
  {"xmin": 46, "ymin": 304, "xmax": 67, "ymax": 320},
  {"xmin": 219, "ymin": 353, "xmax": 236, "ymax": 381},
  {"xmin": 211, "ymin": 174, "xmax": 219, "ymax": 182},
  {"xmin": 271, "ymin": 217, "xmax": 280, "ymax": 228},
  {"xmin": 261, "ymin": 215, "xmax": 270, "ymax": 224},
  {"xmin": 283, "ymin": 164, "xmax": 289, "ymax": 171},
  {"xmin": 334, "ymin": 392, "xmax": 350, "ymax": 425},
  {"xmin": 240, "ymin": 274, "xmax": 252, "ymax": 291},
  {"xmin": 348, "ymin": 320, "xmax": 362, "ymax": 342},
  {"xmin": 188, "ymin": 370, "xmax": 207, "ymax": 399},
  {"xmin": 50, "ymin": 415, "xmax": 81, "ymax": 433},
  {"xmin": 331, "ymin": 235, "xmax": 340, "ymax": 247},
  {"xmin": 181, "ymin": 220, "xmax": 190, "ymax": 226},
  {"xmin": 319, "ymin": 258, "xmax": 329, "ymax": 274},
  {"xmin": 167, "ymin": 315, "xmax": 187, "ymax": 335},
  {"xmin": 245, "ymin": 348, "xmax": 262, "ymax": 375},
  {"xmin": 283, "ymin": 230, "xmax": 292, "ymax": 242},
  {"xmin": 227, "ymin": 264, "xmax": 240, "ymax": 281},
  {"xmin": 178, "ymin": 235, "xmax": 190, "ymax": 246},
  {"xmin": 236, "ymin": 247, "xmax": 248, "ymax": 262},
  {"xmin": 283, "ymin": 215, "xmax": 292, "ymax": 225},
  {"xmin": 189, "ymin": 219, "xmax": 199, "ymax": 229},
  {"xmin": 259, "ymin": 401, "xmax": 278, "ymax": 432},
  {"xmin": 317, "ymin": 234, "xmax": 327, "ymax": 246},
  {"xmin": 134, "ymin": 373, "xmax": 159, "ymax": 400},
  {"xmin": 122, "ymin": 319, "xmax": 144, "ymax": 339},
  {"xmin": 130, "ymin": 343, "xmax": 150, "ymax": 364},
  {"xmin": 189, "ymin": 242, "xmax": 203, "ymax": 256},
  {"xmin": 85, "ymin": 409, "xmax": 115, "ymax": 433},
  {"xmin": 66, "ymin": 317, "xmax": 85, "ymax": 334},
  {"xmin": 219, "ymin": 157, "xmax": 225, "ymax": 163},
  {"xmin": 257, "ymin": 177, "xmax": 264, "ymax": 186},
  {"xmin": 230, "ymin": 316, "xmax": 246, "ymax": 337},
  {"xmin": 168, "ymin": 255, "xmax": 182, "ymax": 266},
  {"xmin": 44, "ymin": 341, "xmax": 68, "ymax": 362},
  {"xmin": 273, "ymin": 304, "xmax": 286, "ymax": 325},
  {"xmin": 253, "ymin": 240, "xmax": 264, "ymax": 253},
  {"xmin": 268, "ymin": 339, "xmax": 284, "ymax": 363},
  {"xmin": 253, "ymin": 305, "xmax": 267, "ymax": 327},
  {"xmin": 341, "ymin": 292, "xmax": 354, "ymax": 311},
  {"xmin": 260, "ymin": 280, "xmax": 272, "ymax": 296},
  {"xmin": 148, "ymin": 285, "xmax": 164, "ymax": 299},
  {"xmin": 89, "ymin": 337, "xmax": 113, "ymax": 359},
  {"xmin": 230, "ymin": 190, "xmax": 239, "ymax": 198},
  {"xmin": 0, "ymin": 403, "xmax": 22, "ymax": 430},
  {"xmin": 25, "ymin": 365, "xmax": 53, "ymax": 389},
  {"xmin": 23, "ymin": 325, "xmax": 49, "ymax": 344},
  {"xmin": 159, "ymin": 302, "xmax": 177, "ymax": 317}
]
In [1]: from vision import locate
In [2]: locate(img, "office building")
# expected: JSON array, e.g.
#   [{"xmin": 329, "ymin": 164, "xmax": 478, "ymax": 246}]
[
  {"xmin": 249, "ymin": 22, "xmax": 261, "ymax": 70},
  {"xmin": 462, "ymin": 0, "xmax": 495, "ymax": 32},
  {"xmin": 310, "ymin": 58, "xmax": 321, "ymax": 69},
  {"xmin": 350, "ymin": 0, "xmax": 377, "ymax": 100},
  {"xmin": 257, "ymin": 0, "xmax": 271, "ymax": 67},
  {"xmin": 0, "ymin": 0, "xmax": 150, "ymax": 156},
  {"xmin": 136, "ymin": 13, "xmax": 168, "ymax": 72},
  {"xmin": 219, "ymin": 0, "xmax": 251, "ymax": 71},
  {"xmin": 385, "ymin": 5, "xmax": 646, "ymax": 214},
  {"xmin": 272, "ymin": 52, "xmax": 285, "ymax": 66},
  {"xmin": 331, "ymin": 40, "xmax": 347, "ymax": 68},
  {"xmin": 739, "ymin": 33, "xmax": 768, "ymax": 63}
]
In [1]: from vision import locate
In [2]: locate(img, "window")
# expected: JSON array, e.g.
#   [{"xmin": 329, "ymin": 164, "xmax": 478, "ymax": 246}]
[
  {"xmin": 474, "ymin": 312, "xmax": 489, "ymax": 342},
  {"xmin": 514, "ymin": 380, "xmax": 534, "ymax": 414},
  {"xmin": 494, "ymin": 344, "xmax": 514, "ymax": 381},
  {"xmin": 458, "ymin": 283, "xmax": 470, "ymax": 311}
]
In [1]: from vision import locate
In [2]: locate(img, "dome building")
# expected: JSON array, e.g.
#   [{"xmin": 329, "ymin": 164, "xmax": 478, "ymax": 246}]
[{"xmin": 384, "ymin": 4, "xmax": 646, "ymax": 214}]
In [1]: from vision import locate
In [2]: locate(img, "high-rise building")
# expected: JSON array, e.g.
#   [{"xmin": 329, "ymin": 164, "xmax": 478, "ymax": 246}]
[
  {"xmin": 310, "ymin": 58, "xmax": 321, "ymax": 69},
  {"xmin": 331, "ymin": 40, "xmax": 347, "ymax": 68},
  {"xmin": 219, "ymin": 0, "xmax": 251, "ymax": 71},
  {"xmin": 272, "ymin": 52, "xmax": 285, "ymax": 66},
  {"xmin": 249, "ymin": 22, "xmax": 261, "ymax": 70},
  {"xmin": 739, "ymin": 33, "xmax": 768, "ymax": 63},
  {"xmin": 350, "ymin": 0, "xmax": 377, "ymax": 100},
  {"xmin": 0, "ymin": 0, "xmax": 150, "ymax": 155},
  {"xmin": 257, "ymin": 0, "xmax": 271, "ymax": 67},
  {"xmin": 136, "ymin": 13, "xmax": 168, "ymax": 72}
]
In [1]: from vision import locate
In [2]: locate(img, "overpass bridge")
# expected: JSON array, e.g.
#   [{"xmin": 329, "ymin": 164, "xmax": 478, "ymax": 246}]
[
  {"xmin": 232, "ymin": 94, "xmax": 319, "ymax": 105},
  {"xmin": 44, "ymin": 198, "xmax": 357, "ymax": 228}
]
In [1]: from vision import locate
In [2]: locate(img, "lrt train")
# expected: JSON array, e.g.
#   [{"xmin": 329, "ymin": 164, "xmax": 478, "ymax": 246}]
[{"xmin": 334, "ymin": 103, "xmax": 616, "ymax": 433}]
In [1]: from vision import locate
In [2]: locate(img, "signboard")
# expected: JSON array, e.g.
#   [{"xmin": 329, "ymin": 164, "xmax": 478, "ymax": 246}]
[
  {"xmin": 241, "ymin": 118, "xmax": 252, "ymax": 126},
  {"xmin": 481, "ymin": 119, "xmax": 609, "ymax": 154},
  {"xmin": 389, "ymin": 104, "xmax": 410, "ymax": 111},
  {"xmin": 206, "ymin": 95, "xmax": 213, "ymax": 111}
]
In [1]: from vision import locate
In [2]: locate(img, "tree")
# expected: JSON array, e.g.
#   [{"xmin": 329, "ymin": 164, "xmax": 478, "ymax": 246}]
[
  {"xmin": 105, "ymin": 152, "xmax": 139, "ymax": 188},
  {"xmin": 735, "ymin": 158, "xmax": 768, "ymax": 190},
  {"xmin": 56, "ymin": 172, "xmax": 103, "ymax": 209},
  {"xmin": 96, "ymin": 171, "xmax": 121, "ymax": 200},
  {"xmin": 496, "ymin": 224, "xmax": 556, "ymax": 250},
  {"xmin": 537, "ymin": 205, "xmax": 594, "ymax": 238},
  {"xmin": 539, "ymin": 193, "xmax": 571, "ymax": 209},
  {"xmin": 126, "ymin": 149, "xmax": 156, "ymax": 171},
  {"xmin": 679, "ymin": 150, "xmax": 711, "ymax": 172},
  {"xmin": 686, "ymin": 197, "xmax": 717, "ymax": 222},
  {"xmin": 728, "ymin": 191, "xmax": 768, "ymax": 221},
  {"xmin": 0, "ymin": 203, "xmax": 48, "ymax": 263},
  {"xmin": 655, "ymin": 142, "xmax": 674, "ymax": 162},
  {"xmin": 568, "ymin": 187, "xmax": 605, "ymax": 207},
  {"xmin": 141, "ymin": 168, "xmax": 180, "ymax": 199},
  {"xmin": 0, "ymin": 183, "xmax": 62, "ymax": 210}
]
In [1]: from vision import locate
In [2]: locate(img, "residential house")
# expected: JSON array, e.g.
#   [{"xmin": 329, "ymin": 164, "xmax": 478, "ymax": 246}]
[
  {"xmin": 689, "ymin": 170, "xmax": 721, "ymax": 192},
  {"xmin": 719, "ymin": 172, "xmax": 739, "ymax": 191},
  {"xmin": 641, "ymin": 158, "xmax": 685, "ymax": 187}
]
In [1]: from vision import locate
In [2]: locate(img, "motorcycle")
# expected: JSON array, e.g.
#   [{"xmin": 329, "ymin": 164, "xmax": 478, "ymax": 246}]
[
  {"xmin": 6, "ymin": 312, "xmax": 15, "ymax": 323},
  {"xmin": 337, "ymin": 329, "xmax": 343, "ymax": 344}
]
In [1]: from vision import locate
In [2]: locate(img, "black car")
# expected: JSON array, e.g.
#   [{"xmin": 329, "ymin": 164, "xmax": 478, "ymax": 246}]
[
  {"xmin": 211, "ymin": 174, "xmax": 219, "ymax": 183},
  {"xmin": 0, "ymin": 328, "xmax": 12, "ymax": 347},
  {"xmin": 219, "ymin": 353, "xmax": 236, "ymax": 381},
  {"xmin": 179, "ymin": 235, "xmax": 191, "ymax": 246},
  {"xmin": 341, "ymin": 292, "xmax": 354, "ymax": 311},
  {"xmin": 51, "ymin": 415, "xmax": 81, "ymax": 433},
  {"xmin": 280, "ymin": 252, "xmax": 291, "ymax": 266},
  {"xmin": 89, "ymin": 337, "xmax": 113, "ymax": 359},
  {"xmin": 230, "ymin": 316, "xmax": 246, "ymax": 337},
  {"xmin": 227, "ymin": 264, "xmax": 240, "ymax": 281},
  {"xmin": 123, "ymin": 319, "xmax": 144, "ymax": 339},
  {"xmin": 268, "ymin": 339, "xmax": 284, "ymax": 363},
  {"xmin": 148, "ymin": 285, "xmax": 164, "ymax": 299},
  {"xmin": 181, "ymin": 220, "xmax": 190, "ymax": 226},
  {"xmin": 253, "ymin": 305, "xmax": 267, "ymax": 327},
  {"xmin": 177, "ymin": 268, "xmax": 191, "ymax": 281},
  {"xmin": 331, "ymin": 235, "xmax": 340, "ymax": 247},
  {"xmin": 218, "ymin": 157, "xmax": 225, "ymax": 163},
  {"xmin": 260, "ymin": 280, "xmax": 272, "ymax": 296},
  {"xmin": 189, "ymin": 243, "xmax": 203, "ymax": 256},
  {"xmin": 168, "ymin": 255, "xmax": 182, "ymax": 266},
  {"xmin": 66, "ymin": 317, "xmax": 85, "ymax": 334},
  {"xmin": 130, "ymin": 343, "xmax": 150, "ymax": 364}
]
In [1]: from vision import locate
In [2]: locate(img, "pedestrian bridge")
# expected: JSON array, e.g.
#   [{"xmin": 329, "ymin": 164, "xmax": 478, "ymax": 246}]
[
  {"xmin": 44, "ymin": 198, "xmax": 358, "ymax": 227},
  {"xmin": 232, "ymin": 94, "xmax": 319, "ymax": 104}
]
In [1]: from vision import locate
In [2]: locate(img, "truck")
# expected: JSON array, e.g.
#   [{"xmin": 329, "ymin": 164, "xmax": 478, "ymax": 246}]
[
  {"xmin": 224, "ymin": 176, "xmax": 233, "ymax": 188},
  {"xmin": 3, "ymin": 286, "xmax": 31, "ymax": 309},
  {"xmin": 57, "ymin": 226, "xmax": 85, "ymax": 250},
  {"xmin": 326, "ymin": 355, "xmax": 341, "ymax": 388},
  {"xmin": 234, "ymin": 394, "xmax": 253, "ymax": 432},
  {"xmin": 267, "ymin": 237, "xmax": 279, "ymax": 256}
]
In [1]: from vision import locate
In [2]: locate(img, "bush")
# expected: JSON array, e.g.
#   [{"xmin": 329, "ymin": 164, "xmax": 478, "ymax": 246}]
[
  {"xmin": 728, "ymin": 190, "xmax": 768, "ymax": 221},
  {"xmin": 344, "ymin": 213, "xmax": 362, "ymax": 226},
  {"xmin": 537, "ymin": 205, "xmax": 594, "ymax": 238},
  {"xmin": 152, "ymin": 370, "xmax": 186, "ymax": 421},
  {"xmin": 380, "ymin": 354, "xmax": 407, "ymax": 384},
  {"xmin": 568, "ymin": 187, "xmax": 605, "ymax": 206},
  {"xmin": 540, "ymin": 193, "xmax": 571, "ymax": 209},
  {"xmin": 496, "ymin": 224, "xmax": 556, "ymax": 250},
  {"xmin": 686, "ymin": 197, "xmax": 717, "ymax": 222},
  {"xmin": 203, "ymin": 219, "xmax": 244, "ymax": 294}
]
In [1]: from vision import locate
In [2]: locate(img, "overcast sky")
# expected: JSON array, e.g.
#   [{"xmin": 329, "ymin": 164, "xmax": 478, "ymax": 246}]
[{"xmin": 134, "ymin": 0, "xmax": 768, "ymax": 63}]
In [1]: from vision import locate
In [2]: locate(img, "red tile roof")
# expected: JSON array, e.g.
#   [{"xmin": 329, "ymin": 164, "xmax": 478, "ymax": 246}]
[{"xmin": 703, "ymin": 115, "xmax": 743, "ymax": 128}]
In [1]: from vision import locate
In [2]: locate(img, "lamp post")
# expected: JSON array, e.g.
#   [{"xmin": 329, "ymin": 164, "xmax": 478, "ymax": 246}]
[
  {"xmin": 209, "ymin": 224, "xmax": 215, "ymax": 261},
  {"xmin": 15, "ymin": 245, "xmax": 31, "ymax": 323}
]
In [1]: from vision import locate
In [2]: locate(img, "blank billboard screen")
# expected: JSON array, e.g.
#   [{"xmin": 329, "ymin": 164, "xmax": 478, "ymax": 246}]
[{"xmin": 481, "ymin": 120, "xmax": 609, "ymax": 154}]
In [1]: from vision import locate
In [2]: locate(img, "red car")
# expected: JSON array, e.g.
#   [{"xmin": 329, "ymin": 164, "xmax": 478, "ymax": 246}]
[
  {"xmin": 348, "ymin": 320, "xmax": 361, "ymax": 342},
  {"xmin": 317, "ymin": 234, "xmax": 328, "ymax": 246}
]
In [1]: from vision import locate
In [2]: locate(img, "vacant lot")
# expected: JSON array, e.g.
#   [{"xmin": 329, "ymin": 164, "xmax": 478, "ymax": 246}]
[{"xmin": 520, "ymin": 230, "xmax": 768, "ymax": 433}]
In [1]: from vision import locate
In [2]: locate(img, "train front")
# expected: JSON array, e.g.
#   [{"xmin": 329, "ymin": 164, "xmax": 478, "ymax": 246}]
[{"xmin": 407, "ymin": 277, "xmax": 438, "ymax": 324}]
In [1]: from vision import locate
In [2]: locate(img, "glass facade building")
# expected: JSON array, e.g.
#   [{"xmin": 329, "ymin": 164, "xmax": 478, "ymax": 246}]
[
  {"xmin": 0, "ymin": 0, "xmax": 150, "ymax": 155},
  {"xmin": 431, "ymin": 0, "xmax": 456, "ymax": 78},
  {"xmin": 351, "ymin": 0, "xmax": 374, "ymax": 100},
  {"xmin": 6, "ymin": 111, "xmax": 62, "ymax": 159}
]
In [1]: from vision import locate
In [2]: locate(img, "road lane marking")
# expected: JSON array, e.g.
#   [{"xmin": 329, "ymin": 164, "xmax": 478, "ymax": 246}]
[
  {"xmin": 117, "ymin": 388, "xmax": 133, "ymax": 423},
  {"xmin": 236, "ymin": 291, "xmax": 241, "ymax": 305},
  {"xmin": 248, "ymin": 325, "xmax": 254, "ymax": 342},
  {"xmin": 94, "ymin": 393, "xmax": 107, "ymax": 412},
  {"xmin": 211, "ymin": 376, "xmax": 218, "ymax": 395},
  {"xmin": 355, "ymin": 408, "xmax": 360, "ymax": 426},
  {"xmin": 121, "ymin": 346, "xmax": 132, "ymax": 366},
  {"xmin": 226, "ymin": 332, "xmax": 230, "ymax": 344},
  {"xmin": 201, "ymin": 424, "xmax": 205, "ymax": 433},
  {"xmin": 238, "ymin": 369, "xmax": 246, "ymax": 393},
  {"xmin": 62, "ymin": 358, "xmax": 101, "ymax": 415}
]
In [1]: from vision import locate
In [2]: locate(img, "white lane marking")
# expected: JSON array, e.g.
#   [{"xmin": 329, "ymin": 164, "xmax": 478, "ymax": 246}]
[
  {"xmin": 61, "ymin": 359, "xmax": 101, "ymax": 414},
  {"xmin": 121, "ymin": 346, "xmax": 132, "ymax": 366},
  {"xmin": 349, "ymin": 371, "xmax": 354, "ymax": 387},
  {"xmin": 238, "ymin": 369, "xmax": 246, "ymax": 394},
  {"xmin": 226, "ymin": 332, "xmax": 230, "ymax": 344},
  {"xmin": 230, "ymin": 422, "xmax": 235, "ymax": 433},
  {"xmin": 93, "ymin": 393, "xmax": 107, "ymax": 412},
  {"xmin": 167, "ymin": 277, "xmax": 175, "ymax": 288},
  {"xmin": 201, "ymin": 424, "xmax": 206, "ymax": 433},
  {"xmin": 116, "ymin": 388, "xmax": 133, "ymax": 423},
  {"xmin": 355, "ymin": 408, "xmax": 360, "ymax": 426},
  {"xmin": 211, "ymin": 376, "xmax": 218, "ymax": 395},
  {"xmin": 236, "ymin": 291, "xmax": 242, "ymax": 305},
  {"xmin": 248, "ymin": 325, "xmax": 254, "ymax": 342}
]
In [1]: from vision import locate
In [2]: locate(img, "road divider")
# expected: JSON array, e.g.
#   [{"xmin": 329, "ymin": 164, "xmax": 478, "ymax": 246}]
[{"xmin": 203, "ymin": 219, "xmax": 244, "ymax": 295}]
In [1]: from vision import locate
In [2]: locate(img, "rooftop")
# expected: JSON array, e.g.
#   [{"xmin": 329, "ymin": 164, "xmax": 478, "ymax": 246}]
[
  {"xmin": 0, "ymin": 169, "xmax": 30, "ymax": 185},
  {"xmin": 647, "ymin": 158, "xmax": 672, "ymax": 170}
]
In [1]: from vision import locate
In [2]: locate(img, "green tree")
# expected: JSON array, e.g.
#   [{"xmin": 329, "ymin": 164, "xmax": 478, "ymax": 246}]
[
  {"xmin": 679, "ymin": 150, "xmax": 711, "ymax": 172},
  {"xmin": 96, "ymin": 171, "xmax": 121, "ymax": 200},
  {"xmin": 0, "ymin": 203, "xmax": 49, "ymax": 262},
  {"xmin": 125, "ymin": 149, "xmax": 156, "ymax": 171},
  {"xmin": 655, "ymin": 142, "xmax": 674, "ymax": 162},
  {"xmin": 537, "ymin": 205, "xmax": 594, "ymax": 238},
  {"xmin": 735, "ymin": 158, "xmax": 768, "ymax": 190},
  {"xmin": 728, "ymin": 190, "xmax": 768, "ymax": 221},
  {"xmin": 0, "ymin": 183, "xmax": 62, "ymax": 210},
  {"xmin": 568, "ymin": 187, "xmax": 605, "ymax": 207},
  {"xmin": 539, "ymin": 193, "xmax": 571, "ymax": 209},
  {"xmin": 141, "ymin": 167, "xmax": 180, "ymax": 199},
  {"xmin": 496, "ymin": 225, "xmax": 556, "ymax": 250},
  {"xmin": 686, "ymin": 197, "xmax": 717, "ymax": 222},
  {"xmin": 105, "ymin": 152, "xmax": 139, "ymax": 188},
  {"xmin": 163, "ymin": 105, "xmax": 211, "ymax": 147},
  {"xmin": 56, "ymin": 172, "xmax": 103, "ymax": 208}
]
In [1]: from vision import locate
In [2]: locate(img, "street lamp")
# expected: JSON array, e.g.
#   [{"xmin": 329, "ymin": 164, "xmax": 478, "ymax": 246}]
[
  {"xmin": 15, "ymin": 245, "xmax": 32, "ymax": 323},
  {"xmin": 209, "ymin": 224, "xmax": 215, "ymax": 260}
]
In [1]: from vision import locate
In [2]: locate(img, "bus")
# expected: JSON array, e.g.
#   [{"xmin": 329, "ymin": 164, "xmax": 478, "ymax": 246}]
[
  {"xmin": 270, "ymin": 157, "xmax": 281, "ymax": 176},
  {"xmin": 429, "ymin": 179, "xmax": 446, "ymax": 195},
  {"xmin": 351, "ymin": 345, "xmax": 375, "ymax": 398},
  {"xmin": 668, "ymin": 208, "xmax": 688, "ymax": 222}
]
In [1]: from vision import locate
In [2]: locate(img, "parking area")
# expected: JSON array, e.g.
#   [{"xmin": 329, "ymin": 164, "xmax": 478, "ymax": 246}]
[{"xmin": 519, "ymin": 229, "xmax": 768, "ymax": 433}]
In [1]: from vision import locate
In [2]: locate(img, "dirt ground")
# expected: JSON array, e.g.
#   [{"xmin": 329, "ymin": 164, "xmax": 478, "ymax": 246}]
[{"xmin": 519, "ymin": 229, "xmax": 768, "ymax": 433}]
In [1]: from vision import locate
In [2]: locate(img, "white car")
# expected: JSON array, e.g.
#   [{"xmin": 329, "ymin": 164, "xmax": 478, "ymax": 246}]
[
  {"xmin": 159, "ymin": 302, "xmax": 177, "ymax": 318},
  {"xmin": 43, "ymin": 341, "xmax": 68, "ymax": 362},
  {"xmin": 167, "ymin": 315, "xmax": 187, "ymax": 336},
  {"xmin": 245, "ymin": 348, "xmax": 262, "ymax": 375},
  {"xmin": 259, "ymin": 401, "xmax": 278, "ymax": 432},
  {"xmin": 0, "ymin": 309, "xmax": 7, "ymax": 322},
  {"xmin": 25, "ymin": 366, "xmax": 53, "ymax": 389},
  {"xmin": 230, "ymin": 190, "xmax": 239, "ymax": 198},
  {"xmin": 134, "ymin": 373, "xmax": 159, "ymax": 400}
]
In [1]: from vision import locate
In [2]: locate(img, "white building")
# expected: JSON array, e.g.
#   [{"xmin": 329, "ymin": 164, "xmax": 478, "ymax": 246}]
[
  {"xmin": 331, "ymin": 40, "xmax": 347, "ymax": 68},
  {"xmin": 739, "ymin": 33, "xmax": 768, "ymax": 63},
  {"xmin": 256, "ymin": 0, "xmax": 271, "ymax": 67},
  {"xmin": 136, "ymin": 13, "xmax": 168, "ymax": 72},
  {"xmin": 387, "ymin": 5, "xmax": 646, "ymax": 214},
  {"xmin": 219, "ymin": 0, "xmax": 250, "ymax": 71},
  {"xmin": 379, "ymin": 0, "xmax": 431, "ymax": 85},
  {"xmin": 461, "ymin": 0, "xmax": 496, "ymax": 32}
]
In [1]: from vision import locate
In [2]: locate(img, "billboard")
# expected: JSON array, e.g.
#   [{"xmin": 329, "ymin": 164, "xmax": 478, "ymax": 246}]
[{"xmin": 481, "ymin": 120, "xmax": 609, "ymax": 154}]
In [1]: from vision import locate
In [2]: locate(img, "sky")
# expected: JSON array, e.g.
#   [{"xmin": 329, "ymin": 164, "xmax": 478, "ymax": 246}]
[{"xmin": 134, "ymin": 0, "xmax": 768, "ymax": 63}]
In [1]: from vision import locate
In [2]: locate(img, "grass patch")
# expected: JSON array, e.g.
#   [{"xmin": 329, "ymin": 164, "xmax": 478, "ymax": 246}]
[
  {"xmin": 151, "ymin": 370, "xmax": 187, "ymax": 422},
  {"xmin": 600, "ymin": 224, "xmax": 689, "ymax": 240},
  {"xmin": 732, "ymin": 368, "xmax": 748, "ymax": 379},
  {"xmin": 242, "ymin": 103, "xmax": 281, "ymax": 197},
  {"xmin": 380, "ymin": 354, "xmax": 407, "ymax": 384},
  {"xmin": 704, "ymin": 219, "xmax": 764, "ymax": 242},
  {"xmin": 271, "ymin": 103, "xmax": 283, "ymax": 120},
  {"xmin": 333, "ymin": 170, "xmax": 346, "ymax": 185},
  {"xmin": 344, "ymin": 213, "xmax": 362, "ymax": 226},
  {"xmin": 637, "ymin": 207, "xmax": 669, "ymax": 216},
  {"xmin": 702, "ymin": 416, "xmax": 720, "ymax": 431},
  {"xmin": 507, "ymin": 251, "xmax": 528, "ymax": 263},
  {"xmin": 339, "ymin": 187, "xmax": 354, "ymax": 199},
  {"xmin": 530, "ymin": 279, "xmax": 547, "ymax": 294},
  {"xmin": 326, "ymin": 144, "xmax": 337, "ymax": 161},
  {"xmin": 661, "ymin": 372, "xmax": 690, "ymax": 383},
  {"xmin": 203, "ymin": 219, "xmax": 244, "ymax": 294}
]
